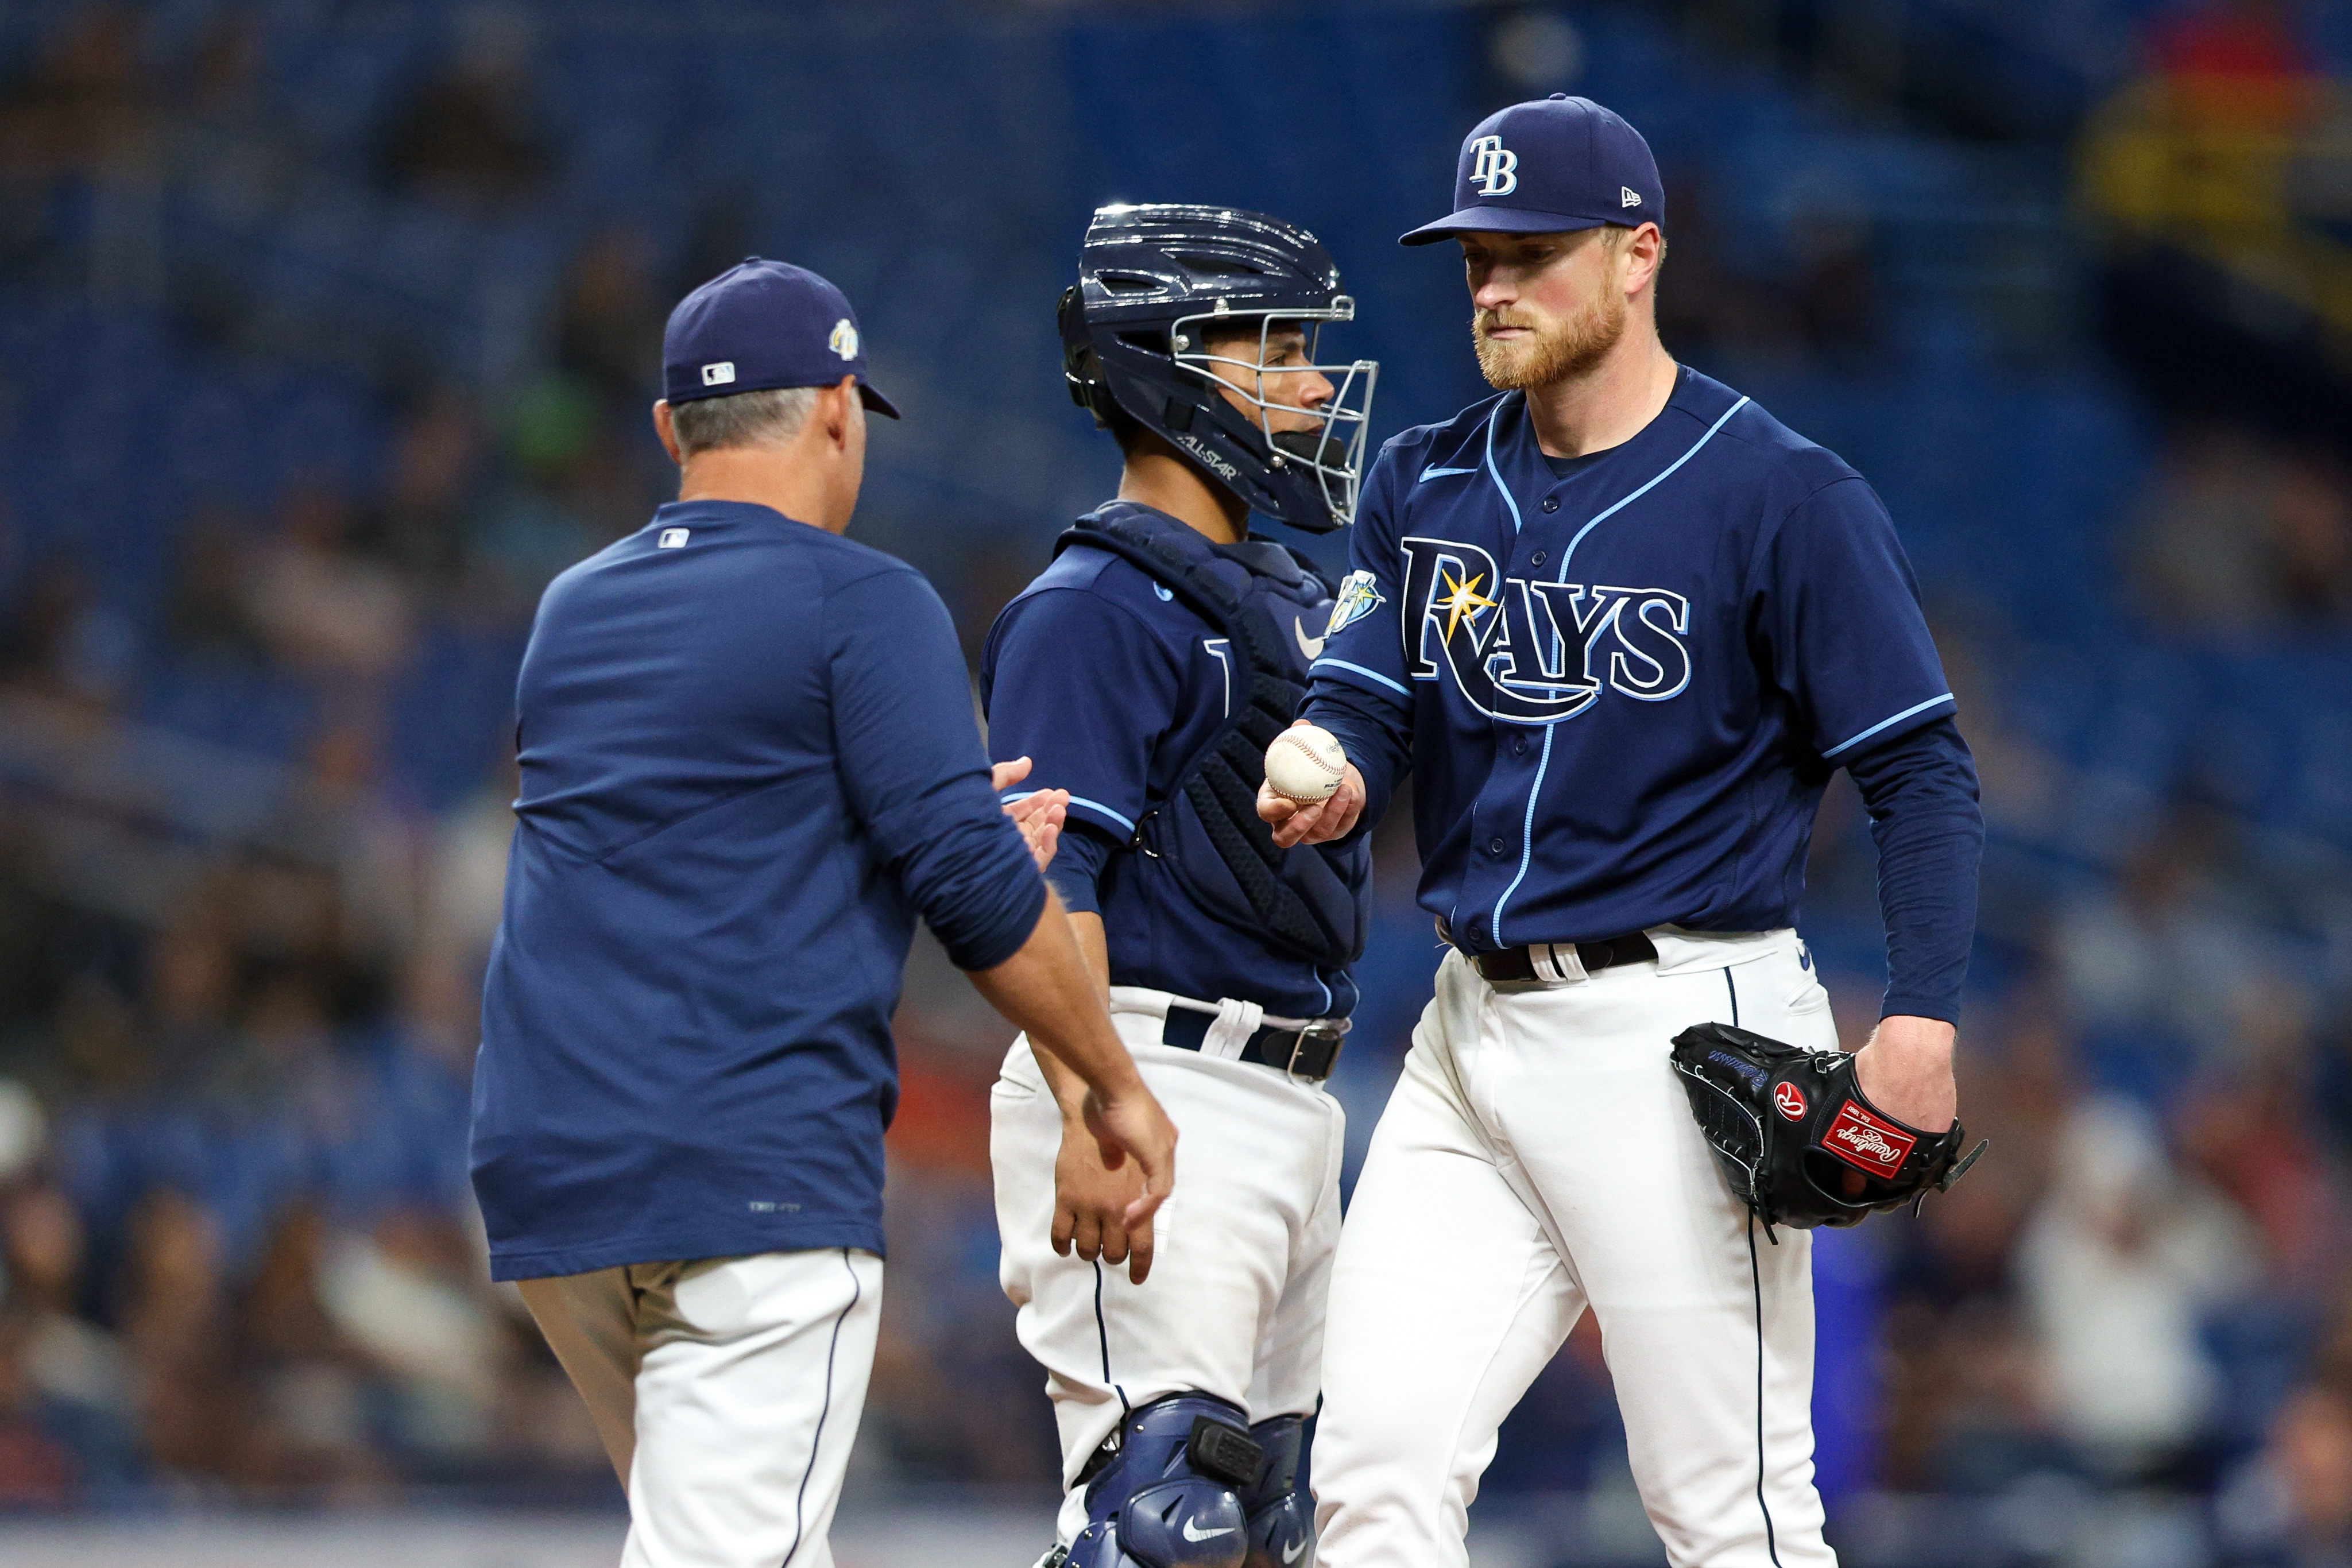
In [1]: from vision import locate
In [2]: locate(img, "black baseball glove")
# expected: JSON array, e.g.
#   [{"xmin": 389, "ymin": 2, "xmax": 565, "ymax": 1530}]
[{"xmin": 1670, "ymin": 1021, "xmax": 1986, "ymax": 1237}]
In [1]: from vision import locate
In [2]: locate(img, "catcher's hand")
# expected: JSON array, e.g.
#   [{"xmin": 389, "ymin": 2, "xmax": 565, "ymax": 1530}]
[
  {"xmin": 992, "ymin": 756, "xmax": 1066, "ymax": 871},
  {"xmin": 1670, "ymin": 1021, "xmax": 1986, "ymax": 1237}
]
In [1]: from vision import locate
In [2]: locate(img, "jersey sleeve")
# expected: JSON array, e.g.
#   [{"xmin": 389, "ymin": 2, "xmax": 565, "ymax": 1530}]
[
  {"xmin": 1845, "ymin": 715, "xmax": 1983, "ymax": 1024},
  {"xmin": 1756, "ymin": 477, "xmax": 1957, "ymax": 763},
  {"xmin": 1041, "ymin": 818, "xmax": 1118, "ymax": 919},
  {"xmin": 1309, "ymin": 442, "xmax": 1416, "ymax": 708},
  {"xmin": 1303, "ymin": 442, "xmax": 1415, "ymax": 831},
  {"xmin": 827, "ymin": 565, "xmax": 1046, "ymax": 971},
  {"xmin": 982, "ymin": 585, "xmax": 1181, "ymax": 843}
]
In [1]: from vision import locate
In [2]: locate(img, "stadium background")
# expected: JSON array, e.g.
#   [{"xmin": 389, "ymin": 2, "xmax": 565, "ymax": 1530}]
[{"xmin": 1, "ymin": 1, "xmax": 2349, "ymax": 1563}]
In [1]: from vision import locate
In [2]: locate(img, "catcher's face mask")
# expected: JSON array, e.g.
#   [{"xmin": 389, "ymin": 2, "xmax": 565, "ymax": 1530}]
[{"xmin": 1172, "ymin": 307, "xmax": 1378, "ymax": 529}]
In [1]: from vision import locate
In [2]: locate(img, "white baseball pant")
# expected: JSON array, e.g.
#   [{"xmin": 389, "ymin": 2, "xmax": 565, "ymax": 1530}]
[
  {"xmin": 993, "ymin": 993, "xmax": 1345, "ymax": 1544},
  {"xmin": 517, "ymin": 1247, "xmax": 883, "ymax": 1568},
  {"xmin": 1313, "ymin": 928, "xmax": 1839, "ymax": 1568}
]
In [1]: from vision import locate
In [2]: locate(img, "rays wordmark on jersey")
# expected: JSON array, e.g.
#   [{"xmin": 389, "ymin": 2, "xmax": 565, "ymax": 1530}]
[{"xmin": 1400, "ymin": 536, "xmax": 1692, "ymax": 724}]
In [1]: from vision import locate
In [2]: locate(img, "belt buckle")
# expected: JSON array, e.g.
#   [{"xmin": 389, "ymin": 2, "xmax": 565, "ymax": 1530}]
[{"xmin": 1283, "ymin": 1019, "xmax": 1351, "ymax": 1078}]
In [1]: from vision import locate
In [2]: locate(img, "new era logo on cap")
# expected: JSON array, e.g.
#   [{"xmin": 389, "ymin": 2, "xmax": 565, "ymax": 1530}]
[{"xmin": 1622, "ymin": 187, "xmax": 1642, "ymax": 207}]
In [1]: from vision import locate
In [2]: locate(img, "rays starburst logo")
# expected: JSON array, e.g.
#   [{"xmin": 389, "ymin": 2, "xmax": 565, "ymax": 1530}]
[{"xmin": 1437, "ymin": 566, "xmax": 1498, "ymax": 641}]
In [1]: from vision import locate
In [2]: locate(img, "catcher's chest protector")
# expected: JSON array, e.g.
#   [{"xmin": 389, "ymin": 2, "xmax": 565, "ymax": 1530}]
[
  {"xmin": 1669, "ymin": 1020, "xmax": 1986, "ymax": 1237},
  {"xmin": 1055, "ymin": 513, "xmax": 1371, "ymax": 969}
]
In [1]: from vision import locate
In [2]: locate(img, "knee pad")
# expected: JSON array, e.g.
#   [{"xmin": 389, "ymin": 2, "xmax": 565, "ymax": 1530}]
[
  {"xmin": 1236, "ymin": 1414, "xmax": 1313, "ymax": 1568},
  {"xmin": 1063, "ymin": 1393, "xmax": 1266, "ymax": 1568}
]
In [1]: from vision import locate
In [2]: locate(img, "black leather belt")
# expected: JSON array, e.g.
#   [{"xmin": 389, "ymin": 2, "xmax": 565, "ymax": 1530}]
[
  {"xmin": 1160, "ymin": 1007, "xmax": 1348, "ymax": 1080},
  {"xmin": 1467, "ymin": 930, "xmax": 1657, "ymax": 985}
]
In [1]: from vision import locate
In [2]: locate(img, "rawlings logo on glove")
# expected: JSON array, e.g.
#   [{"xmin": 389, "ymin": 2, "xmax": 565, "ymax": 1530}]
[
  {"xmin": 1669, "ymin": 1021, "xmax": 1986, "ymax": 1237},
  {"xmin": 1823, "ymin": 1100, "xmax": 1915, "ymax": 1175}
]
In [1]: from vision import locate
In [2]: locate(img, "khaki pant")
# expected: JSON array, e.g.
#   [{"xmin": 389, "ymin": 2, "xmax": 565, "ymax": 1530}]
[{"xmin": 519, "ymin": 1247, "xmax": 884, "ymax": 1568}]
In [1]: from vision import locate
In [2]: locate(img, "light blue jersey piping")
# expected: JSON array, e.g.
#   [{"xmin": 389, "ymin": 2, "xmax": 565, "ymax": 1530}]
[
  {"xmin": 1001, "ymin": 789, "xmax": 1136, "ymax": 835},
  {"xmin": 1486, "ymin": 396, "xmax": 1752, "ymax": 948},
  {"xmin": 1822, "ymin": 693, "xmax": 1954, "ymax": 759},
  {"xmin": 1311, "ymin": 656, "xmax": 1411, "ymax": 698},
  {"xmin": 1483, "ymin": 401, "xmax": 1524, "ymax": 534}
]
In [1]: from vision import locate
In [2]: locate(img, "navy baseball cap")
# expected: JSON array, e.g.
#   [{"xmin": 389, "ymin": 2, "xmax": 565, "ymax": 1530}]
[
  {"xmin": 662, "ymin": 258, "xmax": 900, "ymax": 418},
  {"xmin": 1401, "ymin": 94, "xmax": 1665, "ymax": 246}
]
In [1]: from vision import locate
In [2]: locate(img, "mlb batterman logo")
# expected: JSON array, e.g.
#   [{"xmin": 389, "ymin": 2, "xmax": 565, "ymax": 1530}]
[
  {"xmin": 829, "ymin": 318, "xmax": 859, "ymax": 361},
  {"xmin": 702, "ymin": 361, "xmax": 736, "ymax": 386},
  {"xmin": 1468, "ymin": 135, "xmax": 1518, "ymax": 196}
]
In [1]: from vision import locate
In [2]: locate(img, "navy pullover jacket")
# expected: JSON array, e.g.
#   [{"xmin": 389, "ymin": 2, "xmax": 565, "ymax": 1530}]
[{"xmin": 472, "ymin": 500, "xmax": 1047, "ymax": 1282}]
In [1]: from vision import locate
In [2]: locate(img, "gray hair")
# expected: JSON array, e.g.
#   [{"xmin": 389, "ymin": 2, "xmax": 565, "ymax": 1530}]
[{"xmin": 668, "ymin": 385, "xmax": 821, "ymax": 457}]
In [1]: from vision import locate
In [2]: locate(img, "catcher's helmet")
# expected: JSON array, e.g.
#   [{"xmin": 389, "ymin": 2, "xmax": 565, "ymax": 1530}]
[{"xmin": 1059, "ymin": 204, "xmax": 1378, "ymax": 533}]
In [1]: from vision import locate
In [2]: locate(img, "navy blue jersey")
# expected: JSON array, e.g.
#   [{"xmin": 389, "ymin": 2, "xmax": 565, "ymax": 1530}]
[
  {"xmin": 473, "ymin": 500, "xmax": 1046, "ymax": 1282},
  {"xmin": 1306, "ymin": 367, "xmax": 1955, "ymax": 952},
  {"xmin": 982, "ymin": 501, "xmax": 1357, "ymax": 1020}
]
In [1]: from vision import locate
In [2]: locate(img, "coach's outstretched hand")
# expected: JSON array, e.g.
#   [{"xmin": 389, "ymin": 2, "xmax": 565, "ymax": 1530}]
[
  {"xmin": 1258, "ymin": 720, "xmax": 1368, "ymax": 847},
  {"xmin": 993, "ymin": 756, "xmax": 1069, "ymax": 872}
]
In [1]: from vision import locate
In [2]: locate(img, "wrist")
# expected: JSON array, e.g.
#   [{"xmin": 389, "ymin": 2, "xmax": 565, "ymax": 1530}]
[
  {"xmin": 1871, "ymin": 1015, "xmax": 1956, "ymax": 1055},
  {"xmin": 1086, "ymin": 1064, "xmax": 1147, "ymax": 1110}
]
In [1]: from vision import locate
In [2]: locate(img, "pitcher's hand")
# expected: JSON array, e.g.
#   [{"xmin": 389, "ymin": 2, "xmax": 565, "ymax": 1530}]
[
  {"xmin": 1258, "ymin": 719, "xmax": 1366, "ymax": 849},
  {"xmin": 1854, "ymin": 1015, "xmax": 1958, "ymax": 1132}
]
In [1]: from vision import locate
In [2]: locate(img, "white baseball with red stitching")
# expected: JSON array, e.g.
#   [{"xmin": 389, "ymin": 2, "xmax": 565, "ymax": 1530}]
[{"xmin": 1265, "ymin": 723, "xmax": 1348, "ymax": 804}]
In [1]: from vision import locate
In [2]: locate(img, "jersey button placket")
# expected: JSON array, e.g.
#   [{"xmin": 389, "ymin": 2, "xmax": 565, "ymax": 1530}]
[{"xmin": 1541, "ymin": 496, "xmax": 1560, "ymax": 513}]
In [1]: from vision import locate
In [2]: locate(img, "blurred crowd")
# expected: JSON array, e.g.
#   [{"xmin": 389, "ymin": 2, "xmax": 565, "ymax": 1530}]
[
  {"xmin": 2135, "ymin": 426, "xmax": 2352, "ymax": 633},
  {"xmin": 0, "ymin": 6, "xmax": 2349, "ymax": 1562},
  {"xmin": 0, "ymin": 2, "xmax": 682, "ymax": 1505}
]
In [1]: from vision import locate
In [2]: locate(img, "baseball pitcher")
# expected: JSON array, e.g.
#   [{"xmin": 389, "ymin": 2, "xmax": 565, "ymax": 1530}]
[{"xmin": 1262, "ymin": 98, "xmax": 1986, "ymax": 1567}]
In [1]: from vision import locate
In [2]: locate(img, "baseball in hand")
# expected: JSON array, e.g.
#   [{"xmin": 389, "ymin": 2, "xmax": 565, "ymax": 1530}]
[{"xmin": 1265, "ymin": 724, "xmax": 1348, "ymax": 804}]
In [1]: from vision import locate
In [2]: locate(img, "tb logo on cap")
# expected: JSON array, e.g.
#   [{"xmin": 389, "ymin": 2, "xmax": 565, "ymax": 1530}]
[{"xmin": 1468, "ymin": 135, "xmax": 1518, "ymax": 197}]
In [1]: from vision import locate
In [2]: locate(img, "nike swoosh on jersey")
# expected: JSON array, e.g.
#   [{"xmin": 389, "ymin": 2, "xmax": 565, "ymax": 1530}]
[
  {"xmin": 1294, "ymin": 616, "xmax": 1326, "ymax": 659},
  {"xmin": 1283, "ymin": 1537, "xmax": 1307, "ymax": 1562},
  {"xmin": 1181, "ymin": 1518, "xmax": 1238, "ymax": 1543},
  {"xmin": 1418, "ymin": 464, "xmax": 1479, "ymax": 483}
]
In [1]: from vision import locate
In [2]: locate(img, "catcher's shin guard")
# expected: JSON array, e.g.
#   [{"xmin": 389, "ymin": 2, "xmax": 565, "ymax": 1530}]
[
  {"xmin": 1237, "ymin": 1414, "xmax": 1313, "ymax": 1568},
  {"xmin": 1064, "ymin": 1393, "xmax": 1265, "ymax": 1568}
]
